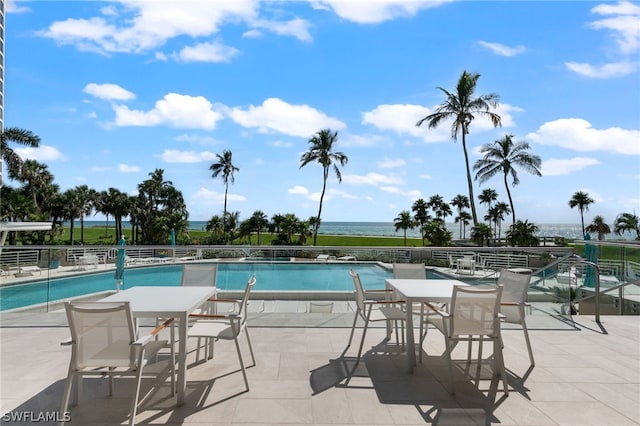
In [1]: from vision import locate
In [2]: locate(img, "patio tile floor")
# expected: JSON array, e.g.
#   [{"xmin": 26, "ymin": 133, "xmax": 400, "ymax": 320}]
[{"xmin": 1, "ymin": 313, "xmax": 638, "ymax": 425}]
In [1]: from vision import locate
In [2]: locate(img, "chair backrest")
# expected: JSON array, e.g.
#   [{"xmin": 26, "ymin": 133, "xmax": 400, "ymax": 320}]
[
  {"xmin": 238, "ymin": 275, "xmax": 257, "ymax": 327},
  {"xmin": 181, "ymin": 264, "xmax": 217, "ymax": 287},
  {"xmin": 393, "ymin": 263, "xmax": 426, "ymax": 279},
  {"xmin": 449, "ymin": 285, "xmax": 503, "ymax": 337},
  {"xmin": 349, "ymin": 269, "xmax": 367, "ymax": 317},
  {"xmin": 497, "ymin": 269, "xmax": 531, "ymax": 304},
  {"xmin": 64, "ymin": 301, "xmax": 136, "ymax": 369}
]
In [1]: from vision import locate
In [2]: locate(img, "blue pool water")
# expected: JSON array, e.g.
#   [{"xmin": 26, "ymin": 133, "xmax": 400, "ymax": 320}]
[{"xmin": 0, "ymin": 262, "xmax": 412, "ymax": 311}]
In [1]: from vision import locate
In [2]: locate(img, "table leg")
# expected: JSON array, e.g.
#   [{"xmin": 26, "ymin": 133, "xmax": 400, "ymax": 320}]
[
  {"xmin": 405, "ymin": 299, "xmax": 415, "ymax": 373},
  {"xmin": 177, "ymin": 313, "xmax": 187, "ymax": 405}
]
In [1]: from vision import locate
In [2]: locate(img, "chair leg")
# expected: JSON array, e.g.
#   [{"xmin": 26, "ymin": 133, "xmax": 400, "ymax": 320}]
[
  {"xmin": 59, "ymin": 368, "xmax": 74, "ymax": 426},
  {"xmin": 232, "ymin": 333, "xmax": 249, "ymax": 391},
  {"xmin": 444, "ymin": 336, "xmax": 455, "ymax": 395},
  {"xmin": 243, "ymin": 327, "xmax": 257, "ymax": 367},
  {"xmin": 341, "ymin": 309, "xmax": 360, "ymax": 357},
  {"xmin": 522, "ymin": 320, "xmax": 535, "ymax": 367},
  {"xmin": 129, "ymin": 367, "xmax": 144, "ymax": 426},
  {"xmin": 496, "ymin": 335, "xmax": 509, "ymax": 395}
]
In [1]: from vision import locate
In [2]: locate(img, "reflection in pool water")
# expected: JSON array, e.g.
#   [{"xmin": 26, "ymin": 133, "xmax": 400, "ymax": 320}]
[{"xmin": 1, "ymin": 262, "xmax": 433, "ymax": 311}]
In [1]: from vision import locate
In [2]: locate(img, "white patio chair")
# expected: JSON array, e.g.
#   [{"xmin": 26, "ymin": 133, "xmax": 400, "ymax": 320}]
[
  {"xmin": 343, "ymin": 269, "xmax": 406, "ymax": 372},
  {"xmin": 59, "ymin": 301, "xmax": 175, "ymax": 426},
  {"xmin": 498, "ymin": 269, "xmax": 535, "ymax": 367},
  {"xmin": 423, "ymin": 285, "xmax": 508, "ymax": 395},
  {"xmin": 179, "ymin": 264, "xmax": 219, "ymax": 352},
  {"xmin": 187, "ymin": 275, "xmax": 257, "ymax": 391}
]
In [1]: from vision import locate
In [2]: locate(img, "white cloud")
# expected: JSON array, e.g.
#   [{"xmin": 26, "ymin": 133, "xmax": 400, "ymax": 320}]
[
  {"xmin": 362, "ymin": 102, "xmax": 517, "ymax": 141},
  {"xmin": 171, "ymin": 40, "xmax": 239, "ymax": 63},
  {"xmin": 38, "ymin": 1, "xmax": 311, "ymax": 55},
  {"xmin": 14, "ymin": 145, "xmax": 65, "ymax": 162},
  {"xmin": 288, "ymin": 185, "xmax": 309, "ymax": 195},
  {"xmin": 589, "ymin": 1, "xmax": 640, "ymax": 54},
  {"xmin": 477, "ymin": 41, "xmax": 526, "ymax": 57},
  {"xmin": 228, "ymin": 97, "xmax": 346, "ymax": 137},
  {"xmin": 193, "ymin": 187, "xmax": 247, "ymax": 204},
  {"xmin": 6, "ymin": 0, "xmax": 31, "ymax": 13},
  {"xmin": 339, "ymin": 133, "xmax": 389, "ymax": 148},
  {"xmin": 526, "ymin": 118, "xmax": 640, "ymax": 155},
  {"xmin": 342, "ymin": 172, "xmax": 404, "ymax": 186},
  {"xmin": 310, "ymin": 0, "xmax": 449, "ymax": 24},
  {"xmin": 83, "ymin": 83, "xmax": 135, "ymax": 101},
  {"xmin": 251, "ymin": 17, "xmax": 312, "ymax": 42},
  {"xmin": 565, "ymin": 1, "xmax": 640, "ymax": 78},
  {"xmin": 159, "ymin": 150, "xmax": 218, "ymax": 163},
  {"xmin": 113, "ymin": 93, "xmax": 223, "ymax": 129},
  {"xmin": 565, "ymin": 61, "xmax": 638, "ymax": 78},
  {"xmin": 118, "ymin": 163, "xmax": 140, "ymax": 173},
  {"xmin": 377, "ymin": 158, "xmax": 406, "ymax": 168},
  {"xmin": 175, "ymin": 134, "xmax": 220, "ymax": 146},
  {"xmin": 242, "ymin": 29, "xmax": 263, "ymax": 39},
  {"xmin": 541, "ymin": 157, "xmax": 601, "ymax": 176}
]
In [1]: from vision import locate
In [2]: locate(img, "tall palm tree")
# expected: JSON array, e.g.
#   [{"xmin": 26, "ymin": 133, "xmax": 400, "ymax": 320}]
[
  {"xmin": 416, "ymin": 70, "xmax": 501, "ymax": 225},
  {"xmin": 613, "ymin": 213, "xmax": 640, "ymax": 240},
  {"xmin": 1, "ymin": 127, "xmax": 41, "ymax": 186},
  {"xmin": 450, "ymin": 194, "xmax": 470, "ymax": 239},
  {"xmin": 473, "ymin": 134, "xmax": 542, "ymax": 224},
  {"xmin": 569, "ymin": 191, "xmax": 595, "ymax": 238},
  {"xmin": 394, "ymin": 210, "xmax": 415, "ymax": 246},
  {"xmin": 299, "ymin": 129, "xmax": 348, "ymax": 246},
  {"xmin": 210, "ymin": 150, "xmax": 239, "ymax": 244},
  {"xmin": 585, "ymin": 215, "xmax": 611, "ymax": 241}
]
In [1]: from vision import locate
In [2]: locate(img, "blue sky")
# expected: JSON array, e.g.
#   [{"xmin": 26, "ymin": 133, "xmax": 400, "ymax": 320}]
[{"xmin": 4, "ymin": 0, "xmax": 639, "ymax": 225}]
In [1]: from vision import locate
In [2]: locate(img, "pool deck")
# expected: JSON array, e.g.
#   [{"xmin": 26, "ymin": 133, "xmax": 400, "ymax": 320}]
[{"xmin": 1, "ymin": 312, "xmax": 638, "ymax": 425}]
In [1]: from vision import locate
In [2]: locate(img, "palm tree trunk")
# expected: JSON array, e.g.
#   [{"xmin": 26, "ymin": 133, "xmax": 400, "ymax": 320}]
[
  {"xmin": 461, "ymin": 134, "xmax": 478, "ymax": 225},
  {"xmin": 504, "ymin": 173, "xmax": 516, "ymax": 225},
  {"xmin": 314, "ymin": 169, "xmax": 328, "ymax": 246},
  {"xmin": 223, "ymin": 183, "xmax": 229, "ymax": 244}
]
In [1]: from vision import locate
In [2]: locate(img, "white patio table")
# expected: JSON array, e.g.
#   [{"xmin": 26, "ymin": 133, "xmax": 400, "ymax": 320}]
[
  {"xmin": 101, "ymin": 286, "xmax": 216, "ymax": 405},
  {"xmin": 385, "ymin": 278, "xmax": 468, "ymax": 373}
]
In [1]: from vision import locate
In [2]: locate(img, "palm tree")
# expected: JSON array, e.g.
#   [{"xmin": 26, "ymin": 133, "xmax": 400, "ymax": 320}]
[
  {"xmin": 456, "ymin": 211, "xmax": 472, "ymax": 239},
  {"xmin": 569, "ymin": 191, "xmax": 595, "ymax": 238},
  {"xmin": 1, "ymin": 127, "xmax": 41, "ymax": 185},
  {"xmin": 613, "ymin": 213, "xmax": 640, "ymax": 240},
  {"xmin": 493, "ymin": 201, "xmax": 511, "ymax": 240},
  {"xmin": 506, "ymin": 220, "xmax": 540, "ymax": 247},
  {"xmin": 473, "ymin": 134, "xmax": 542, "ymax": 224},
  {"xmin": 478, "ymin": 188, "xmax": 498, "ymax": 225},
  {"xmin": 585, "ymin": 215, "xmax": 611, "ymax": 241},
  {"xmin": 394, "ymin": 210, "xmax": 415, "ymax": 246},
  {"xmin": 249, "ymin": 210, "xmax": 269, "ymax": 245},
  {"xmin": 416, "ymin": 70, "xmax": 501, "ymax": 225},
  {"xmin": 450, "ymin": 194, "xmax": 470, "ymax": 239},
  {"xmin": 299, "ymin": 129, "xmax": 348, "ymax": 246},
  {"xmin": 210, "ymin": 150, "xmax": 239, "ymax": 244},
  {"xmin": 411, "ymin": 198, "xmax": 430, "ymax": 246}
]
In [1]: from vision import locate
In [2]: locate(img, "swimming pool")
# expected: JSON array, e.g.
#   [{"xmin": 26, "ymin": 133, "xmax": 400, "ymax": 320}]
[{"xmin": 0, "ymin": 262, "xmax": 410, "ymax": 311}]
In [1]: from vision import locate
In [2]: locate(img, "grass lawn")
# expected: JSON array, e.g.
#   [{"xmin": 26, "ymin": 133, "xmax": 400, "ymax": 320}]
[{"xmin": 61, "ymin": 226, "xmax": 424, "ymax": 247}]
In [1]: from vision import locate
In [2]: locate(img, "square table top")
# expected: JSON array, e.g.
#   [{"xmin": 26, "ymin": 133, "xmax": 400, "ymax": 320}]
[
  {"xmin": 100, "ymin": 286, "xmax": 216, "ymax": 317},
  {"xmin": 385, "ymin": 278, "xmax": 468, "ymax": 303}
]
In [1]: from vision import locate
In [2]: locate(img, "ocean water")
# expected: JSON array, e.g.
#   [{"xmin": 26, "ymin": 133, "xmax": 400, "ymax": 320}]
[{"xmin": 76, "ymin": 221, "xmax": 635, "ymax": 240}]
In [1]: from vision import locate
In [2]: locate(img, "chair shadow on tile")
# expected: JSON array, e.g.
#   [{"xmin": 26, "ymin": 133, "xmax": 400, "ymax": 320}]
[{"xmin": 312, "ymin": 339, "xmax": 515, "ymax": 425}]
